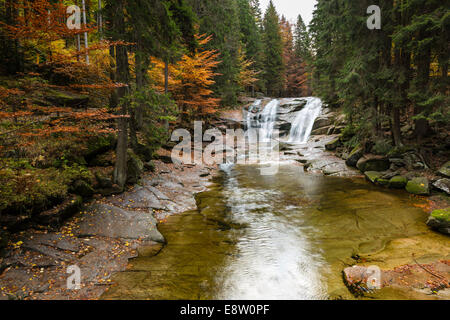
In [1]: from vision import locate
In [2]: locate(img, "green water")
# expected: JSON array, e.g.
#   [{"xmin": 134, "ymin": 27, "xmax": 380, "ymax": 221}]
[{"xmin": 103, "ymin": 164, "xmax": 449, "ymax": 300}]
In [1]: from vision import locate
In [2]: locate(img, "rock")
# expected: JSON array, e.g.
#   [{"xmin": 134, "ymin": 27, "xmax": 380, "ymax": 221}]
[
  {"xmin": 36, "ymin": 195, "xmax": 83, "ymax": 227},
  {"xmin": 313, "ymin": 117, "xmax": 333, "ymax": 130},
  {"xmin": 388, "ymin": 176, "xmax": 408, "ymax": 189},
  {"xmin": 45, "ymin": 89, "xmax": 89, "ymax": 108},
  {"xmin": 438, "ymin": 161, "xmax": 450, "ymax": 178},
  {"xmin": 144, "ymin": 161, "xmax": 156, "ymax": 172},
  {"xmin": 426, "ymin": 208, "xmax": 450, "ymax": 235},
  {"xmin": 403, "ymin": 152, "xmax": 426, "ymax": 171},
  {"xmin": 95, "ymin": 173, "xmax": 113, "ymax": 189},
  {"xmin": 356, "ymin": 156, "xmax": 390, "ymax": 172},
  {"xmin": 127, "ymin": 150, "xmax": 144, "ymax": 184},
  {"xmin": 389, "ymin": 158, "xmax": 407, "ymax": 168},
  {"xmin": 108, "ymin": 186, "xmax": 166, "ymax": 210},
  {"xmin": 406, "ymin": 177, "xmax": 430, "ymax": 195},
  {"xmin": 364, "ymin": 171, "xmax": 382, "ymax": 184},
  {"xmin": 311, "ymin": 126, "xmax": 333, "ymax": 136},
  {"xmin": 325, "ymin": 137, "xmax": 341, "ymax": 151},
  {"xmin": 77, "ymin": 204, "xmax": 165, "ymax": 243},
  {"xmin": 70, "ymin": 180, "xmax": 95, "ymax": 198},
  {"xmin": 345, "ymin": 146, "xmax": 364, "ymax": 167},
  {"xmin": 433, "ymin": 178, "xmax": 450, "ymax": 195}
]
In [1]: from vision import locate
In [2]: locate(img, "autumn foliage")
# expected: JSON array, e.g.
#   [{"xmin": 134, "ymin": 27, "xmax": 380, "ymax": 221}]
[{"xmin": 149, "ymin": 34, "xmax": 221, "ymax": 120}]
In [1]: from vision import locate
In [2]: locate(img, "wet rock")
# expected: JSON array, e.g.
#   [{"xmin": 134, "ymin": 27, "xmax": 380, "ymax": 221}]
[
  {"xmin": 388, "ymin": 176, "xmax": 408, "ymax": 189},
  {"xmin": 325, "ymin": 137, "xmax": 341, "ymax": 151},
  {"xmin": 357, "ymin": 156, "xmax": 390, "ymax": 172},
  {"xmin": 364, "ymin": 171, "xmax": 382, "ymax": 184},
  {"xmin": 77, "ymin": 204, "xmax": 165, "ymax": 243},
  {"xmin": 346, "ymin": 146, "xmax": 364, "ymax": 167},
  {"xmin": 406, "ymin": 177, "xmax": 430, "ymax": 195},
  {"xmin": 426, "ymin": 208, "xmax": 450, "ymax": 235},
  {"xmin": 433, "ymin": 178, "xmax": 450, "ymax": 195},
  {"xmin": 438, "ymin": 161, "xmax": 450, "ymax": 178},
  {"xmin": 311, "ymin": 126, "xmax": 333, "ymax": 136}
]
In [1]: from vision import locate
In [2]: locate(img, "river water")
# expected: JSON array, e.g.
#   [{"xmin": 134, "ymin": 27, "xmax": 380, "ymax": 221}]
[{"xmin": 102, "ymin": 98, "xmax": 449, "ymax": 300}]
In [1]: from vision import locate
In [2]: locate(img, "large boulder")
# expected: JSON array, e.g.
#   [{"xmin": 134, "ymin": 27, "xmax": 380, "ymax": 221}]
[
  {"xmin": 388, "ymin": 176, "xmax": 408, "ymax": 189},
  {"xmin": 433, "ymin": 178, "xmax": 450, "ymax": 195},
  {"xmin": 426, "ymin": 208, "xmax": 450, "ymax": 236},
  {"xmin": 356, "ymin": 155, "xmax": 390, "ymax": 172},
  {"xmin": 70, "ymin": 180, "xmax": 94, "ymax": 198},
  {"xmin": 405, "ymin": 177, "xmax": 430, "ymax": 195},
  {"xmin": 346, "ymin": 146, "xmax": 364, "ymax": 167},
  {"xmin": 45, "ymin": 89, "xmax": 89, "ymax": 108},
  {"xmin": 438, "ymin": 161, "xmax": 450, "ymax": 178}
]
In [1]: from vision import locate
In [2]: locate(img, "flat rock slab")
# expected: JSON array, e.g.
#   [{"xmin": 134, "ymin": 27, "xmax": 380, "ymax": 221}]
[
  {"xmin": 107, "ymin": 187, "xmax": 166, "ymax": 210},
  {"xmin": 343, "ymin": 261, "xmax": 450, "ymax": 297},
  {"xmin": 76, "ymin": 204, "xmax": 165, "ymax": 243}
]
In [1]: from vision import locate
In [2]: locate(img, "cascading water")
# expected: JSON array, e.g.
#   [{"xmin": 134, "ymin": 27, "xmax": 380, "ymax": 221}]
[
  {"xmin": 245, "ymin": 99, "xmax": 279, "ymax": 142},
  {"xmin": 288, "ymin": 97, "xmax": 323, "ymax": 143}
]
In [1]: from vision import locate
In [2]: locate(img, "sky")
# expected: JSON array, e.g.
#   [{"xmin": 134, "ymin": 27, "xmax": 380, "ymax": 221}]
[{"xmin": 259, "ymin": 0, "xmax": 318, "ymax": 26}]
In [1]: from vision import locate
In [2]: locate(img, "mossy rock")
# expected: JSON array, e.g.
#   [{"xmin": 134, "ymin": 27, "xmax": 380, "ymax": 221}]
[
  {"xmin": 45, "ymin": 89, "xmax": 89, "ymax": 108},
  {"xmin": 36, "ymin": 195, "xmax": 83, "ymax": 227},
  {"xmin": 405, "ymin": 177, "xmax": 430, "ymax": 195},
  {"xmin": 127, "ymin": 150, "xmax": 144, "ymax": 185},
  {"xmin": 85, "ymin": 135, "xmax": 117, "ymax": 162},
  {"xmin": 345, "ymin": 146, "xmax": 364, "ymax": 167},
  {"xmin": 426, "ymin": 208, "xmax": 450, "ymax": 236},
  {"xmin": 364, "ymin": 171, "xmax": 382, "ymax": 184},
  {"xmin": 70, "ymin": 180, "xmax": 94, "ymax": 198},
  {"xmin": 325, "ymin": 137, "xmax": 341, "ymax": 151},
  {"xmin": 376, "ymin": 178, "xmax": 390, "ymax": 186},
  {"xmin": 357, "ymin": 156, "xmax": 390, "ymax": 172},
  {"xmin": 389, "ymin": 176, "xmax": 408, "ymax": 189},
  {"xmin": 438, "ymin": 161, "xmax": 450, "ymax": 178}
]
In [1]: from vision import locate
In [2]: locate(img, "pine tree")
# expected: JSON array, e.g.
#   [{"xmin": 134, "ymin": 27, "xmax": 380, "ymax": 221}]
[{"xmin": 262, "ymin": 0, "xmax": 284, "ymax": 97}]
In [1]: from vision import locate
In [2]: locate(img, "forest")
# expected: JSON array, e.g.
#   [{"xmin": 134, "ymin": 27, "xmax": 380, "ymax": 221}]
[{"xmin": 0, "ymin": 0, "xmax": 449, "ymax": 301}]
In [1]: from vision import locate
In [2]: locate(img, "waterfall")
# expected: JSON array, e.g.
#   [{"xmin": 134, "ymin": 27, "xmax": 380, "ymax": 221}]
[
  {"xmin": 259, "ymin": 99, "xmax": 279, "ymax": 142},
  {"xmin": 287, "ymin": 97, "xmax": 323, "ymax": 143}
]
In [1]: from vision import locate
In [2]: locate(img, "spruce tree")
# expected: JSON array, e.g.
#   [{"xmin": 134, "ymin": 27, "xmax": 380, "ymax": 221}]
[{"xmin": 262, "ymin": 0, "xmax": 284, "ymax": 97}]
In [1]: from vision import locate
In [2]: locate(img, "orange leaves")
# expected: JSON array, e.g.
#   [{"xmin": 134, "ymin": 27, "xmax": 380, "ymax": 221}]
[{"xmin": 149, "ymin": 34, "xmax": 222, "ymax": 118}]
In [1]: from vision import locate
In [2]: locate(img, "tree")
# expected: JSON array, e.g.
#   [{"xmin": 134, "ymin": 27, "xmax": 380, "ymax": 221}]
[
  {"xmin": 262, "ymin": 0, "xmax": 284, "ymax": 97},
  {"xmin": 149, "ymin": 34, "xmax": 221, "ymax": 121}
]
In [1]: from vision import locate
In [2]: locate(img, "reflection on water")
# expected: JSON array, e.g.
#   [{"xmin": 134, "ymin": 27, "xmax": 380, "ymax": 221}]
[{"xmin": 103, "ymin": 164, "xmax": 444, "ymax": 300}]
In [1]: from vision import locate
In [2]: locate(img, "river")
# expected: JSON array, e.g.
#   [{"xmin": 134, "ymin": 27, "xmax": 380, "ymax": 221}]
[{"xmin": 102, "ymin": 98, "xmax": 449, "ymax": 300}]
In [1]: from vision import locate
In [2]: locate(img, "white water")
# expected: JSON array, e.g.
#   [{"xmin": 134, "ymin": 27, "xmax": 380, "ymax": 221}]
[
  {"xmin": 259, "ymin": 99, "xmax": 279, "ymax": 142},
  {"xmin": 288, "ymin": 97, "xmax": 323, "ymax": 143}
]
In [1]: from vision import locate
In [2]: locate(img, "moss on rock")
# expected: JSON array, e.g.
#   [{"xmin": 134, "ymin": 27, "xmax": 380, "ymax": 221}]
[
  {"xmin": 406, "ymin": 177, "xmax": 430, "ymax": 195},
  {"xmin": 389, "ymin": 176, "xmax": 408, "ymax": 189},
  {"xmin": 438, "ymin": 161, "xmax": 450, "ymax": 178},
  {"xmin": 427, "ymin": 208, "xmax": 450, "ymax": 236}
]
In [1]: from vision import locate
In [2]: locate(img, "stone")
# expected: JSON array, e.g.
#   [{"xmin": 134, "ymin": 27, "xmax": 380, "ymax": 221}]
[
  {"xmin": 325, "ymin": 137, "xmax": 341, "ymax": 151},
  {"xmin": 406, "ymin": 177, "xmax": 430, "ymax": 195},
  {"xmin": 345, "ymin": 146, "xmax": 364, "ymax": 167},
  {"xmin": 313, "ymin": 117, "xmax": 333, "ymax": 130},
  {"xmin": 438, "ymin": 161, "xmax": 450, "ymax": 178},
  {"xmin": 433, "ymin": 178, "xmax": 450, "ymax": 195},
  {"xmin": 36, "ymin": 195, "xmax": 83, "ymax": 227},
  {"xmin": 364, "ymin": 171, "xmax": 382, "ymax": 184},
  {"xmin": 426, "ymin": 208, "xmax": 450, "ymax": 235},
  {"xmin": 70, "ymin": 180, "xmax": 95, "ymax": 198},
  {"xmin": 45, "ymin": 89, "xmax": 89, "ymax": 108},
  {"xmin": 388, "ymin": 176, "xmax": 408, "ymax": 189},
  {"xmin": 356, "ymin": 156, "xmax": 390, "ymax": 172},
  {"xmin": 77, "ymin": 204, "xmax": 165, "ymax": 243}
]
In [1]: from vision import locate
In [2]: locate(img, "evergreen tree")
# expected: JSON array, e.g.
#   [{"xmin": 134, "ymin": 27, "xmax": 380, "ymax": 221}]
[{"xmin": 262, "ymin": 0, "xmax": 284, "ymax": 97}]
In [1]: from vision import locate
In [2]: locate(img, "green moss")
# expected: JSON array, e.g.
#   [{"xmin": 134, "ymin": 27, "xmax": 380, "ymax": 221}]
[
  {"xmin": 389, "ymin": 176, "xmax": 408, "ymax": 189},
  {"xmin": 406, "ymin": 177, "xmax": 430, "ymax": 195},
  {"xmin": 438, "ymin": 161, "xmax": 450, "ymax": 178},
  {"xmin": 430, "ymin": 208, "xmax": 450, "ymax": 222},
  {"xmin": 364, "ymin": 171, "xmax": 382, "ymax": 183}
]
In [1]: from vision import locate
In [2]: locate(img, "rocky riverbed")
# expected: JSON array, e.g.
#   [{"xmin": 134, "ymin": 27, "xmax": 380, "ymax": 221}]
[{"xmin": 0, "ymin": 156, "xmax": 216, "ymax": 300}]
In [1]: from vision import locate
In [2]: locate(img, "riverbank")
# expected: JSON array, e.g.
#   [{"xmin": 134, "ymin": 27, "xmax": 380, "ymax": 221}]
[{"xmin": 0, "ymin": 153, "xmax": 217, "ymax": 300}]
